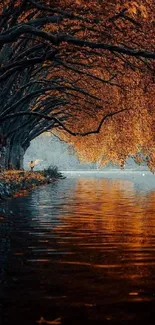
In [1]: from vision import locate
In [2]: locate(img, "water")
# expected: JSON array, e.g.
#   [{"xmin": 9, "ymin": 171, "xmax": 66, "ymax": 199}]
[{"xmin": 0, "ymin": 174, "xmax": 155, "ymax": 324}]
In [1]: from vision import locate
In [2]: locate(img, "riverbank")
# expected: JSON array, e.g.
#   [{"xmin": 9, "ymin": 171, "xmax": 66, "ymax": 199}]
[{"xmin": 0, "ymin": 168, "xmax": 64, "ymax": 200}]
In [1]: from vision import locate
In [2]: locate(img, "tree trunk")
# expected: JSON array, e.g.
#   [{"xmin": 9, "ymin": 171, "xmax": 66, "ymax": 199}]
[
  {"xmin": 0, "ymin": 133, "xmax": 30, "ymax": 171},
  {"xmin": 0, "ymin": 146, "xmax": 6, "ymax": 171},
  {"xmin": 8, "ymin": 142, "xmax": 25, "ymax": 170},
  {"xmin": 0, "ymin": 134, "xmax": 7, "ymax": 171}
]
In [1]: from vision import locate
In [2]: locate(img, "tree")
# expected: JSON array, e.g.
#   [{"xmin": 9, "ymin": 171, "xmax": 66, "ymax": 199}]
[{"xmin": 0, "ymin": 0, "xmax": 155, "ymax": 170}]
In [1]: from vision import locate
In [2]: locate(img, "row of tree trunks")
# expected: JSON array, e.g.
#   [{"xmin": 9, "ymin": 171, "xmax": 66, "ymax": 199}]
[{"xmin": 0, "ymin": 138, "xmax": 25, "ymax": 170}]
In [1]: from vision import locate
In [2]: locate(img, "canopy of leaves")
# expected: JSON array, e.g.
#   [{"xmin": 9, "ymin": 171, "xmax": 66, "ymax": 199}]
[{"xmin": 0, "ymin": 0, "xmax": 155, "ymax": 170}]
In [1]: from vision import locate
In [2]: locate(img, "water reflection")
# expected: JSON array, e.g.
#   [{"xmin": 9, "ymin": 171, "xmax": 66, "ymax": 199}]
[{"xmin": 0, "ymin": 177, "xmax": 155, "ymax": 324}]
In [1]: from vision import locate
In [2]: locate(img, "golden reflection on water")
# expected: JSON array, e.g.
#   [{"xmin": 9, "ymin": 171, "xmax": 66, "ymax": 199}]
[
  {"xmin": 57, "ymin": 178, "xmax": 155, "ymax": 240},
  {"xmin": 53, "ymin": 178, "xmax": 155, "ymax": 288},
  {"xmin": 2, "ymin": 177, "xmax": 155, "ymax": 324}
]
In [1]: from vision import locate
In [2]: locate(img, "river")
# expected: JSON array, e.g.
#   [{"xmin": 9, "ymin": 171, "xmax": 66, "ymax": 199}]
[{"xmin": 0, "ymin": 172, "xmax": 155, "ymax": 324}]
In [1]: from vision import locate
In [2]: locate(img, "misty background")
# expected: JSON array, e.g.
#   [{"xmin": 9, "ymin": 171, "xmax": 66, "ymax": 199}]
[{"xmin": 24, "ymin": 134, "xmax": 149, "ymax": 171}]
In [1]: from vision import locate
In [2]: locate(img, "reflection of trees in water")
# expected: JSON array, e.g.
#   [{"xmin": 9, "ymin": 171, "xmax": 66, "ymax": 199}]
[
  {"xmin": 1, "ymin": 178, "xmax": 155, "ymax": 317},
  {"xmin": 0, "ymin": 203, "xmax": 12, "ymax": 289},
  {"xmin": 54, "ymin": 178, "xmax": 155, "ymax": 275},
  {"xmin": 29, "ymin": 179, "xmax": 77, "ymax": 228},
  {"xmin": 0, "ymin": 232, "xmax": 11, "ymax": 285}
]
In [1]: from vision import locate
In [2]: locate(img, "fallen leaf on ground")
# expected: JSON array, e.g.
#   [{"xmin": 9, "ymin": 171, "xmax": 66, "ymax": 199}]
[{"xmin": 36, "ymin": 316, "xmax": 61, "ymax": 324}]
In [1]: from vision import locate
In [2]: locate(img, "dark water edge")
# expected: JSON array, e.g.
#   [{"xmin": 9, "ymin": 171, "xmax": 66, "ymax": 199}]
[
  {"xmin": 0, "ymin": 170, "xmax": 63, "ymax": 200},
  {"xmin": 0, "ymin": 176, "xmax": 155, "ymax": 325}
]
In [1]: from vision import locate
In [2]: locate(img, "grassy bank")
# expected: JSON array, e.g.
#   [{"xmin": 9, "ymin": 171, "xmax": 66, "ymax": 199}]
[{"xmin": 0, "ymin": 167, "xmax": 64, "ymax": 200}]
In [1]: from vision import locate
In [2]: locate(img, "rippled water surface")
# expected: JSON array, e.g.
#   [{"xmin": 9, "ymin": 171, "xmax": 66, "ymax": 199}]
[{"xmin": 1, "ymin": 175, "xmax": 155, "ymax": 324}]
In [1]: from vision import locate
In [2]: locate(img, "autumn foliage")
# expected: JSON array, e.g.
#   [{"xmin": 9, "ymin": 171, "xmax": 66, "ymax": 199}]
[{"xmin": 0, "ymin": 0, "xmax": 155, "ymax": 171}]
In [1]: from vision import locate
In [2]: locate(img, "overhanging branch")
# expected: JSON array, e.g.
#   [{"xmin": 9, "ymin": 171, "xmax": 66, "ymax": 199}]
[
  {"xmin": 0, "ymin": 108, "xmax": 131, "ymax": 136},
  {"xmin": 0, "ymin": 25, "xmax": 155, "ymax": 59}
]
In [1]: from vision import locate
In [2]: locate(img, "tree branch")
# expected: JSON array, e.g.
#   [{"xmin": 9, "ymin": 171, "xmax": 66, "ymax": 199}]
[
  {"xmin": 0, "ymin": 108, "xmax": 131, "ymax": 136},
  {"xmin": 0, "ymin": 26, "xmax": 155, "ymax": 59}
]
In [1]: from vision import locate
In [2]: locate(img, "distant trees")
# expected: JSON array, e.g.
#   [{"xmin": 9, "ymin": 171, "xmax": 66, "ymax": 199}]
[{"xmin": 0, "ymin": 0, "xmax": 155, "ymax": 170}]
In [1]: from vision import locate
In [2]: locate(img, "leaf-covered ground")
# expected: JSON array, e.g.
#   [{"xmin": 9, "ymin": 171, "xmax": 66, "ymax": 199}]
[{"xmin": 0, "ymin": 170, "xmax": 61, "ymax": 199}]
